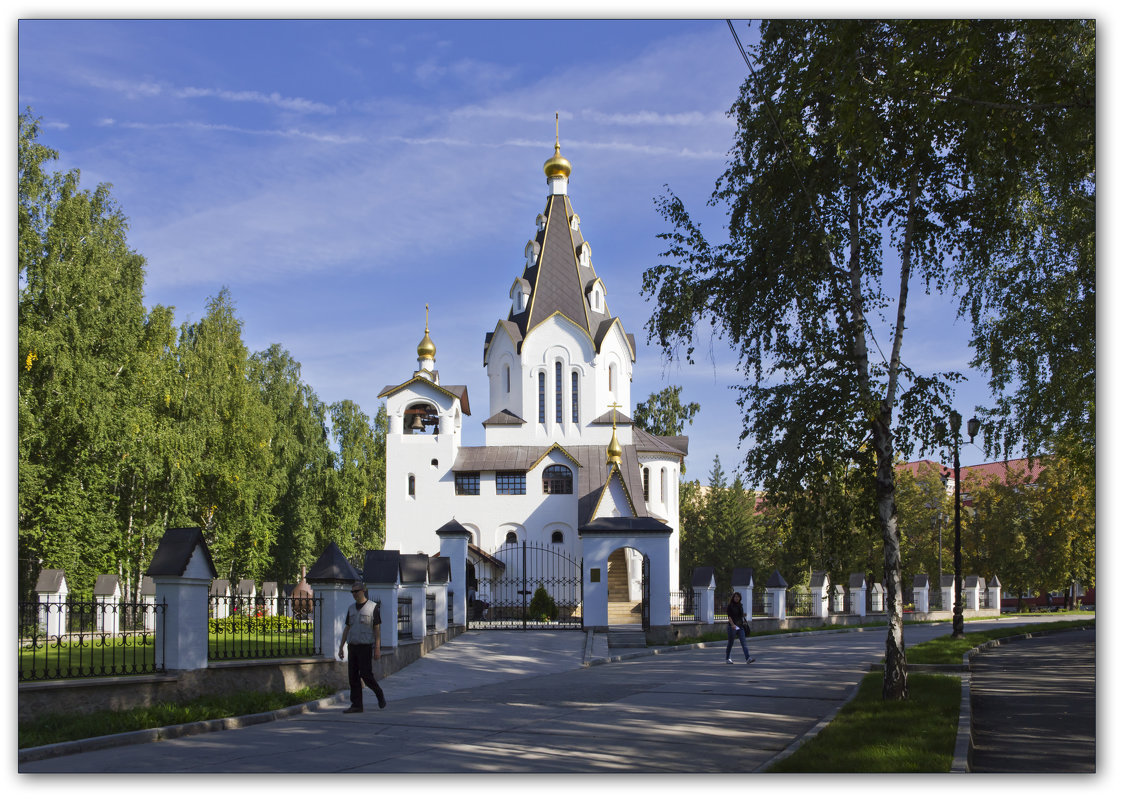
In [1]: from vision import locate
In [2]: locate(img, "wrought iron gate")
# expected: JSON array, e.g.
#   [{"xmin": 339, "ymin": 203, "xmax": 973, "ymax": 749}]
[{"xmin": 469, "ymin": 541, "xmax": 583, "ymax": 630}]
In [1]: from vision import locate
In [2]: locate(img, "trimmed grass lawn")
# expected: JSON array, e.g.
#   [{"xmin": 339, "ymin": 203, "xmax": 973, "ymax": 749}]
[
  {"xmin": 905, "ymin": 618, "xmax": 1093, "ymax": 664},
  {"xmin": 769, "ymin": 616, "xmax": 1094, "ymax": 772},
  {"xmin": 19, "ymin": 685, "xmax": 337, "ymax": 749},
  {"xmin": 767, "ymin": 672, "xmax": 962, "ymax": 772}
]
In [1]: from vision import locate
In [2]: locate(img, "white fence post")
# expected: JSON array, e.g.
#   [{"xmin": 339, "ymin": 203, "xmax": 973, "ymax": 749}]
[
  {"xmin": 913, "ymin": 575, "xmax": 931, "ymax": 613},
  {"xmin": 147, "ymin": 528, "xmax": 218, "ymax": 671},
  {"xmin": 766, "ymin": 570, "xmax": 788, "ymax": 621},
  {"xmin": 849, "ymin": 573, "xmax": 867, "ymax": 619},
  {"xmin": 692, "ymin": 567, "xmax": 716, "ymax": 624},
  {"xmin": 364, "ymin": 550, "xmax": 401, "ymax": 651},
  {"xmin": 305, "ymin": 542, "xmax": 363, "ymax": 661}
]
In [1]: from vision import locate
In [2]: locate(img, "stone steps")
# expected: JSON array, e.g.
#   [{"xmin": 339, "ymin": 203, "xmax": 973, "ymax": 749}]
[
  {"xmin": 608, "ymin": 600, "xmax": 641, "ymax": 625},
  {"xmin": 607, "ymin": 626, "xmax": 648, "ymax": 649}
]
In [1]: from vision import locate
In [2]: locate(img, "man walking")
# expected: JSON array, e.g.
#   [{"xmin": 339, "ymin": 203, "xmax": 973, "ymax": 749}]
[{"xmin": 338, "ymin": 580, "xmax": 387, "ymax": 712}]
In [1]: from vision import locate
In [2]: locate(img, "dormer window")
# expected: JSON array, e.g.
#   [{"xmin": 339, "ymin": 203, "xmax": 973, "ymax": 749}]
[
  {"xmin": 587, "ymin": 279, "xmax": 606, "ymax": 314},
  {"xmin": 536, "ymin": 213, "xmax": 547, "ymax": 233},
  {"xmin": 510, "ymin": 278, "xmax": 530, "ymax": 314},
  {"xmin": 569, "ymin": 213, "xmax": 581, "ymax": 231},
  {"xmin": 524, "ymin": 240, "xmax": 541, "ymax": 269},
  {"xmin": 577, "ymin": 241, "xmax": 592, "ymax": 268}
]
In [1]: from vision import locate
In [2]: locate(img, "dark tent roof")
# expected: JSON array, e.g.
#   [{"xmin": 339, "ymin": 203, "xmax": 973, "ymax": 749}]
[
  {"xmin": 307, "ymin": 542, "xmax": 361, "ymax": 584},
  {"xmin": 35, "ymin": 569, "xmax": 66, "ymax": 593},
  {"xmin": 364, "ymin": 550, "xmax": 401, "ymax": 584},
  {"xmin": 147, "ymin": 528, "xmax": 217, "ymax": 579}
]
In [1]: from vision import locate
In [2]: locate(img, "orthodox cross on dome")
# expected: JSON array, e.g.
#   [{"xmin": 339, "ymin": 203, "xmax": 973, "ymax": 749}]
[{"xmin": 543, "ymin": 111, "xmax": 572, "ymax": 183}]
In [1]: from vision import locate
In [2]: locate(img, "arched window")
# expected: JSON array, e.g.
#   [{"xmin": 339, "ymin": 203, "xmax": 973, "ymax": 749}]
[
  {"xmin": 660, "ymin": 468, "xmax": 667, "ymax": 503},
  {"xmin": 551, "ymin": 531, "xmax": 564, "ymax": 544},
  {"xmin": 555, "ymin": 361, "xmax": 563, "ymax": 424},
  {"xmin": 407, "ymin": 474, "xmax": 416, "ymax": 498},
  {"xmin": 608, "ymin": 363, "xmax": 616, "ymax": 394},
  {"xmin": 504, "ymin": 364, "xmax": 511, "ymax": 394},
  {"xmin": 571, "ymin": 370, "xmax": 579, "ymax": 424},
  {"xmin": 538, "ymin": 371, "xmax": 546, "ymax": 424},
  {"xmin": 505, "ymin": 531, "xmax": 518, "ymax": 544},
  {"xmin": 542, "ymin": 465, "xmax": 573, "ymax": 495}
]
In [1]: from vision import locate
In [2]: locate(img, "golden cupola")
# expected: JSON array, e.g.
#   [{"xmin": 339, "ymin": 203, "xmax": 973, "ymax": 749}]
[
  {"xmin": 543, "ymin": 113, "xmax": 571, "ymax": 194},
  {"xmin": 606, "ymin": 414, "xmax": 623, "ymax": 466},
  {"xmin": 416, "ymin": 304, "xmax": 437, "ymax": 378}
]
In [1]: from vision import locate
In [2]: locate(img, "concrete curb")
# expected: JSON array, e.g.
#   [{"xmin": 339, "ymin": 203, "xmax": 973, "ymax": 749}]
[{"xmin": 18, "ymin": 690, "xmax": 350, "ymax": 765}]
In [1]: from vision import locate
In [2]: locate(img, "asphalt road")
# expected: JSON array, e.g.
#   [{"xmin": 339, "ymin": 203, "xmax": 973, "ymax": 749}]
[
  {"xmin": 19, "ymin": 616, "xmax": 1094, "ymax": 774},
  {"xmin": 969, "ymin": 626, "xmax": 1096, "ymax": 772}
]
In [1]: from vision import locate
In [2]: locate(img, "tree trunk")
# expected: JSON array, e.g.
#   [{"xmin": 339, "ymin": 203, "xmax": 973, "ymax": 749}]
[{"xmin": 875, "ymin": 404, "xmax": 908, "ymax": 700}]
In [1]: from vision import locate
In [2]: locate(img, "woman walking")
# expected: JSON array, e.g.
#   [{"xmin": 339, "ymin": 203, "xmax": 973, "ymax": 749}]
[{"xmin": 725, "ymin": 591, "xmax": 755, "ymax": 664}]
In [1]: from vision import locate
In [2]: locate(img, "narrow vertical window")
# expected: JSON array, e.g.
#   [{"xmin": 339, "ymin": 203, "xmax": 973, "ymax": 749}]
[
  {"xmin": 408, "ymin": 474, "xmax": 416, "ymax": 498},
  {"xmin": 660, "ymin": 468, "xmax": 667, "ymax": 503},
  {"xmin": 643, "ymin": 467, "xmax": 650, "ymax": 501},
  {"xmin": 538, "ymin": 371, "xmax": 546, "ymax": 423},
  {"xmin": 555, "ymin": 361, "xmax": 563, "ymax": 424},
  {"xmin": 504, "ymin": 365, "xmax": 511, "ymax": 394},
  {"xmin": 608, "ymin": 363, "xmax": 616, "ymax": 394},
  {"xmin": 571, "ymin": 371, "xmax": 579, "ymax": 424}
]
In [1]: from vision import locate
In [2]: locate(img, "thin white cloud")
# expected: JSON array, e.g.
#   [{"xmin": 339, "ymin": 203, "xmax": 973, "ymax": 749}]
[
  {"xmin": 176, "ymin": 87, "xmax": 336, "ymax": 115},
  {"xmin": 581, "ymin": 109, "xmax": 729, "ymax": 127},
  {"xmin": 84, "ymin": 75, "xmax": 334, "ymax": 114},
  {"xmin": 116, "ymin": 119, "xmax": 363, "ymax": 144}
]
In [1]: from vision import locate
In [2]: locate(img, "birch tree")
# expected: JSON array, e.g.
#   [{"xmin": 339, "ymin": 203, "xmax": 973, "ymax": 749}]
[{"xmin": 641, "ymin": 20, "xmax": 1092, "ymax": 699}]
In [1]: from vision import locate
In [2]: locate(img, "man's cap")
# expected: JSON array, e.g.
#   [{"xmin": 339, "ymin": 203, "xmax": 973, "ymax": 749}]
[{"xmin": 351, "ymin": 581, "xmax": 366, "ymax": 592}]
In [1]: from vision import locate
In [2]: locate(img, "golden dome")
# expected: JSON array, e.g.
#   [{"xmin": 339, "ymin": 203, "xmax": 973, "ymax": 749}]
[
  {"xmin": 543, "ymin": 142, "xmax": 572, "ymax": 179},
  {"xmin": 417, "ymin": 330, "xmax": 436, "ymax": 360},
  {"xmin": 543, "ymin": 112, "xmax": 572, "ymax": 178},
  {"xmin": 417, "ymin": 304, "xmax": 436, "ymax": 360},
  {"xmin": 607, "ymin": 427, "xmax": 622, "ymax": 466}
]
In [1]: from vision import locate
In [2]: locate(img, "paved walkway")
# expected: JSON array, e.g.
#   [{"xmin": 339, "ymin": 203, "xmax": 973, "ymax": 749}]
[
  {"xmin": 19, "ymin": 616, "xmax": 1095, "ymax": 774},
  {"xmin": 969, "ymin": 626, "xmax": 1095, "ymax": 772}
]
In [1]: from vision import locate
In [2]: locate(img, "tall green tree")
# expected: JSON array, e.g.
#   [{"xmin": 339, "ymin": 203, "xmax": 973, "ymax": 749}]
[
  {"xmin": 176, "ymin": 290, "xmax": 278, "ymax": 580},
  {"xmin": 18, "ymin": 111, "xmax": 148, "ymax": 597},
  {"xmin": 249, "ymin": 344, "xmax": 335, "ymax": 582},
  {"xmin": 946, "ymin": 21, "xmax": 1095, "ymax": 461},
  {"xmin": 641, "ymin": 21, "xmax": 1092, "ymax": 699},
  {"xmin": 632, "ymin": 385, "xmax": 700, "ymax": 439},
  {"xmin": 326, "ymin": 401, "xmax": 388, "ymax": 564},
  {"xmin": 894, "ymin": 462, "xmax": 953, "ymax": 582}
]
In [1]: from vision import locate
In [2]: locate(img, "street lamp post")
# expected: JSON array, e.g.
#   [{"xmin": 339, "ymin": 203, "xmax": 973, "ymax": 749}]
[{"xmin": 947, "ymin": 410, "xmax": 980, "ymax": 639}]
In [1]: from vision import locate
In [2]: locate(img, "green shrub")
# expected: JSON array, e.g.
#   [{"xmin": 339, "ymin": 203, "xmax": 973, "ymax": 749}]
[
  {"xmin": 528, "ymin": 585, "xmax": 558, "ymax": 622},
  {"xmin": 208, "ymin": 614, "xmax": 312, "ymax": 635}
]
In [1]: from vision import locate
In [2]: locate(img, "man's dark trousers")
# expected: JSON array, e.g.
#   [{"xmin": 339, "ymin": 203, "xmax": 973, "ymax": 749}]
[{"xmin": 347, "ymin": 643, "xmax": 386, "ymax": 709}]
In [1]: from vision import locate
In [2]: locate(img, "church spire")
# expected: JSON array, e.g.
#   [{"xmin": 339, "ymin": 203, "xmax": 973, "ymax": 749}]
[
  {"xmin": 542, "ymin": 112, "xmax": 572, "ymax": 195},
  {"xmin": 416, "ymin": 304, "xmax": 437, "ymax": 376}
]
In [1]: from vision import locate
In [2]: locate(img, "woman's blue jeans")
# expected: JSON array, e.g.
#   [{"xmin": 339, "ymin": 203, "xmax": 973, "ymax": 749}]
[{"xmin": 726, "ymin": 623, "xmax": 750, "ymax": 660}]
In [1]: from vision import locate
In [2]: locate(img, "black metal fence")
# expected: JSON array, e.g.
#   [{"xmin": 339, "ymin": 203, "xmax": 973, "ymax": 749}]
[
  {"xmin": 787, "ymin": 588, "xmax": 813, "ymax": 617},
  {"xmin": 18, "ymin": 596, "xmax": 166, "ymax": 681},
  {"xmin": 397, "ymin": 595, "xmax": 413, "ymax": 640},
  {"xmin": 670, "ymin": 589, "xmax": 698, "ymax": 622},
  {"xmin": 752, "ymin": 588, "xmax": 769, "ymax": 617},
  {"xmin": 207, "ymin": 593, "xmax": 321, "ymax": 661}
]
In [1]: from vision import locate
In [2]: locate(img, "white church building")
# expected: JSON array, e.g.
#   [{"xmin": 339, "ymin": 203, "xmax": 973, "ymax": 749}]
[{"xmin": 378, "ymin": 132, "xmax": 687, "ymax": 630}]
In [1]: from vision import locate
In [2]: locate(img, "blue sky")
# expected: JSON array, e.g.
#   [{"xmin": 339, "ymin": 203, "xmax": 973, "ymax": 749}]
[{"xmin": 16, "ymin": 16, "xmax": 1070, "ymax": 483}]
